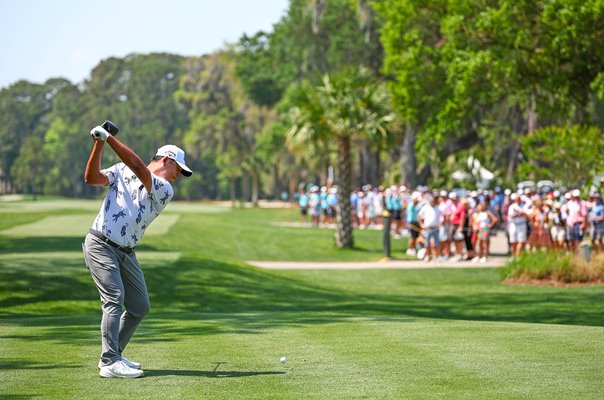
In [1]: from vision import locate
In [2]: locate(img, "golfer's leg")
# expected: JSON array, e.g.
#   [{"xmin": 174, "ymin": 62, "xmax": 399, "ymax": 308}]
[
  {"xmin": 83, "ymin": 235, "xmax": 124, "ymax": 365},
  {"xmin": 118, "ymin": 253, "xmax": 150, "ymax": 353}
]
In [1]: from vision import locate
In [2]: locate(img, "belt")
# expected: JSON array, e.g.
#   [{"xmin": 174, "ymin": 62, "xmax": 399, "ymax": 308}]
[{"xmin": 88, "ymin": 229, "xmax": 134, "ymax": 254}]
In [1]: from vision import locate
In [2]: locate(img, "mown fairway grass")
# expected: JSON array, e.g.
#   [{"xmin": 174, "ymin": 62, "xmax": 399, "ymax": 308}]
[{"xmin": 1, "ymin": 198, "xmax": 603, "ymax": 399}]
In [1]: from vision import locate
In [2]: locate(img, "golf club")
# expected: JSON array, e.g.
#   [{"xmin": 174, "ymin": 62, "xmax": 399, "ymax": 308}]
[{"xmin": 102, "ymin": 120, "xmax": 119, "ymax": 136}]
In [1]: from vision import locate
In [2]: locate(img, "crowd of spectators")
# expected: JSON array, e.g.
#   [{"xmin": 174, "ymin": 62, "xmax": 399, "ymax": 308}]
[{"xmin": 297, "ymin": 183, "xmax": 604, "ymax": 262}]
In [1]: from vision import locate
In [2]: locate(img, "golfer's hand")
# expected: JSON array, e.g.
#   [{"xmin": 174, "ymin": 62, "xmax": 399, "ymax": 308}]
[{"xmin": 90, "ymin": 126, "xmax": 110, "ymax": 141}]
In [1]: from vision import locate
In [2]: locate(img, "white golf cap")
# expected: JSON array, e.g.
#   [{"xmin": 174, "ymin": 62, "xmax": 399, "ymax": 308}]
[
  {"xmin": 156, "ymin": 145, "xmax": 193, "ymax": 177},
  {"xmin": 572, "ymin": 189, "xmax": 581, "ymax": 197}
]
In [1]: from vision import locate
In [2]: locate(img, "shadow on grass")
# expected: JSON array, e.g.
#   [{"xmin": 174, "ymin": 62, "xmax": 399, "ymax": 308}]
[
  {"xmin": 142, "ymin": 255, "xmax": 604, "ymax": 327},
  {"xmin": 0, "ymin": 360, "xmax": 80, "ymax": 370},
  {"xmin": 144, "ymin": 369, "xmax": 286, "ymax": 378},
  {"xmin": 2, "ymin": 250, "xmax": 603, "ymax": 341}
]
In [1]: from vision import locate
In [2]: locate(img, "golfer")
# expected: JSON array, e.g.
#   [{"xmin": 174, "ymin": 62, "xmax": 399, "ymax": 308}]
[{"xmin": 82, "ymin": 124, "xmax": 192, "ymax": 378}]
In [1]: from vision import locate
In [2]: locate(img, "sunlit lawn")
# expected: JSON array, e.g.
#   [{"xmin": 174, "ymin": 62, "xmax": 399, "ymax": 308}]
[{"xmin": 1, "ymin": 198, "xmax": 602, "ymax": 399}]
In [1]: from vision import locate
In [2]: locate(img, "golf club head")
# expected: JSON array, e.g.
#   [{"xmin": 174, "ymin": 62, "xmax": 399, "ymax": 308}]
[{"xmin": 101, "ymin": 120, "xmax": 119, "ymax": 136}]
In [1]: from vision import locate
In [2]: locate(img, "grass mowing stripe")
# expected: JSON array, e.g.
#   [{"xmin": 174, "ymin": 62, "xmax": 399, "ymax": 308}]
[
  {"xmin": 457, "ymin": 323, "xmax": 604, "ymax": 399},
  {"xmin": 125, "ymin": 314, "xmax": 289, "ymax": 399},
  {"xmin": 294, "ymin": 316, "xmax": 402, "ymax": 398},
  {"xmin": 0, "ymin": 214, "xmax": 180, "ymax": 237},
  {"xmin": 204, "ymin": 312, "xmax": 392, "ymax": 399},
  {"xmin": 0, "ymin": 315, "xmax": 100, "ymax": 399},
  {"xmin": 370, "ymin": 317, "xmax": 604, "ymax": 399}
]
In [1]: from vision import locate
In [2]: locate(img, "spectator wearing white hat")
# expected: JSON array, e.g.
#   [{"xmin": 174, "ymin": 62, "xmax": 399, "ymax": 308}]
[
  {"xmin": 418, "ymin": 196, "xmax": 442, "ymax": 262},
  {"xmin": 507, "ymin": 193, "xmax": 529, "ymax": 259},
  {"xmin": 364, "ymin": 186, "xmax": 376, "ymax": 228},
  {"xmin": 309, "ymin": 186, "xmax": 321, "ymax": 227},
  {"xmin": 548, "ymin": 199, "xmax": 567, "ymax": 251},
  {"xmin": 373, "ymin": 186, "xmax": 385, "ymax": 228}
]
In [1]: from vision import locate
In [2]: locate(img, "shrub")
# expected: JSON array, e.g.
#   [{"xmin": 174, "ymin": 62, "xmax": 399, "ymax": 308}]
[{"xmin": 501, "ymin": 251, "xmax": 604, "ymax": 285}]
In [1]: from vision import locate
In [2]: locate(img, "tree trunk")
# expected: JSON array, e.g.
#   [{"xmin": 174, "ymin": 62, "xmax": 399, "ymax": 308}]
[
  {"xmin": 230, "ymin": 177, "xmax": 236, "ymax": 208},
  {"xmin": 273, "ymin": 164, "xmax": 280, "ymax": 200},
  {"xmin": 506, "ymin": 105, "xmax": 527, "ymax": 182},
  {"xmin": 242, "ymin": 174, "xmax": 251, "ymax": 203},
  {"xmin": 527, "ymin": 94, "xmax": 538, "ymax": 135},
  {"xmin": 335, "ymin": 135, "xmax": 354, "ymax": 248},
  {"xmin": 399, "ymin": 122, "xmax": 418, "ymax": 187},
  {"xmin": 289, "ymin": 169, "xmax": 297, "ymax": 204},
  {"xmin": 251, "ymin": 171, "xmax": 259, "ymax": 207},
  {"xmin": 359, "ymin": 140, "xmax": 379, "ymax": 186},
  {"xmin": 375, "ymin": 144, "xmax": 381, "ymax": 186},
  {"xmin": 311, "ymin": 0, "xmax": 325, "ymax": 34}
]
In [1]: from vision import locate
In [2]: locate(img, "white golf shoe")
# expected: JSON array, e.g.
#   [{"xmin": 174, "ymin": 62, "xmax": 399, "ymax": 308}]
[
  {"xmin": 99, "ymin": 360, "xmax": 144, "ymax": 378},
  {"xmin": 98, "ymin": 356, "xmax": 141, "ymax": 370}
]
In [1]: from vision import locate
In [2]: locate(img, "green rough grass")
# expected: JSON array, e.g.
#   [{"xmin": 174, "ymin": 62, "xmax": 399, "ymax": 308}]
[{"xmin": 1, "ymin": 198, "xmax": 603, "ymax": 399}]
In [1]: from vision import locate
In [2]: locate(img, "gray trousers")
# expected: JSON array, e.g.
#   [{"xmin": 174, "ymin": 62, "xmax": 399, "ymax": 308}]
[{"xmin": 82, "ymin": 234, "xmax": 150, "ymax": 365}]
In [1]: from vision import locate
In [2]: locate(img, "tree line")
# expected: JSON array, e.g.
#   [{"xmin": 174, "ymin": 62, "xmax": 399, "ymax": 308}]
[{"xmin": 1, "ymin": 0, "xmax": 603, "ymax": 207}]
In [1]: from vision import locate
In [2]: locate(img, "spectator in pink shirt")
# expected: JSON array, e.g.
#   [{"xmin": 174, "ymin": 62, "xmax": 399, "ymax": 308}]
[{"xmin": 566, "ymin": 189, "xmax": 587, "ymax": 253}]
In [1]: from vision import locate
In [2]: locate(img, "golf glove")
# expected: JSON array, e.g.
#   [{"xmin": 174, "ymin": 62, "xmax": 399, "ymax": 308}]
[{"xmin": 90, "ymin": 126, "xmax": 110, "ymax": 141}]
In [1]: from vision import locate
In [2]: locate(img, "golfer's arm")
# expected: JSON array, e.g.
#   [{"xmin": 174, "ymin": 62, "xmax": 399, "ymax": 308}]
[
  {"xmin": 106, "ymin": 135, "xmax": 152, "ymax": 191},
  {"xmin": 84, "ymin": 141, "xmax": 109, "ymax": 186}
]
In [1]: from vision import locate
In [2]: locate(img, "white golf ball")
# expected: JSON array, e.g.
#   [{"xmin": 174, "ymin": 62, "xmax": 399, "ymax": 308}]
[{"xmin": 280, "ymin": 356, "xmax": 287, "ymax": 364}]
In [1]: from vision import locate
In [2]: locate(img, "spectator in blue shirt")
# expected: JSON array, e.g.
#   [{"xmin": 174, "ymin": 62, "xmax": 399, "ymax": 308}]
[{"xmin": 589, "ymin": 192, "xmax": 604, "ymax": 252}]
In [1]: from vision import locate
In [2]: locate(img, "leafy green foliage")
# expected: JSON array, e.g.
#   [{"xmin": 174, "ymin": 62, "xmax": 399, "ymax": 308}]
[
  {"xmin": 376, "ymin": 0, "xmax": 604, "ymax": 185},
  {"xmin": 236, "ymin": 32, "xmax": 290, "ymax": 106},
  {"xmin": 2, "ymin": 0, "xmax": 604, "ymax": 199},
  {"xmin": 10, "ymin": 136, "xmax": 49, "ymax": 197},
  {"xmin": 518, "ymin": 125, "xmax": 604, "ymax": 185},
  {"xmin": 0, "ymin": 80, "xmax": 56, "ymax": 191}
]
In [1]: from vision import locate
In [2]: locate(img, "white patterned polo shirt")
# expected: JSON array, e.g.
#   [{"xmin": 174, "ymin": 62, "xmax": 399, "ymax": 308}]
[{"xmin": 91, "ymin": 162, "xmax": 173, "ymax": 247}]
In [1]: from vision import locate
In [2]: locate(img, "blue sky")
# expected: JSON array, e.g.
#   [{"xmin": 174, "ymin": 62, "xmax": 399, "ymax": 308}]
[{"xmin": 0, "ymin": 0, "xmax": 289, "ymax": 89}]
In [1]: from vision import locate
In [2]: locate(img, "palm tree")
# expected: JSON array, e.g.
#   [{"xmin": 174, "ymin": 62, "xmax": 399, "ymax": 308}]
[{"xmin": 285, "ymin": 67, "xmax": 393, "ymax": 248}]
